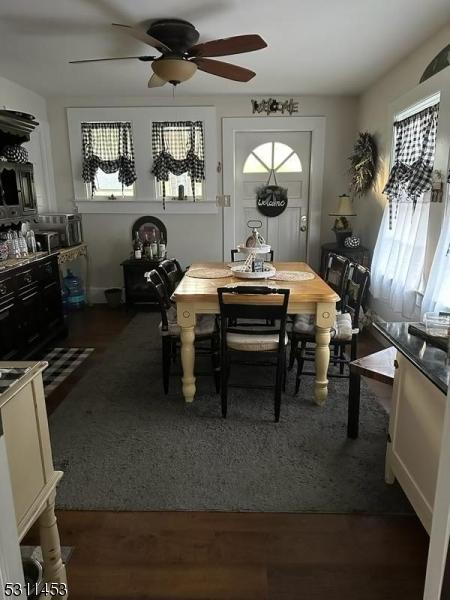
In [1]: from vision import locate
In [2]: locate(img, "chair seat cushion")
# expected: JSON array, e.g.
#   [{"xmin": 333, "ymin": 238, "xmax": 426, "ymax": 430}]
[
  {"xmin": 227, "ymin": 329, "xmax": 288, "ymax": 352},
  {"xmin": 159, "ymin": 307, "xmax": 216, "ymax": 337},
  {"xmin": 293, "ymin": 312, "xmax": 357, "ymax": 342}
]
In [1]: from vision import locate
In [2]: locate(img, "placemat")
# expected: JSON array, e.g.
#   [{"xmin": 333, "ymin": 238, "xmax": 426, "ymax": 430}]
[
  {"xmin": 270, "ymin": 271, "xmax": 315, "ymax": 281},
  {"xmin": 187, "ymin": 267, "xmax": 232, "ymax": 279}
]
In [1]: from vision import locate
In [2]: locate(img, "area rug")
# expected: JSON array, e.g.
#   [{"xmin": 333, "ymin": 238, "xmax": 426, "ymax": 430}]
[
  {"xmin": 42, "ymin": 347, "xmax": 94, "ymax": 396},
  {"xmin": 49, "ymin": 313, "xmax": 411, "ymax": 514}
]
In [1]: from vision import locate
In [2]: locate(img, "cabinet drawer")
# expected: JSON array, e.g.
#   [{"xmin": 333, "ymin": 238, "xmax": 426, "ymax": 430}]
[
  {"xmin": 16, "ymin": 268, "xmax": 37, "ymax": 290},
  {"xmin": 6, "ymin": 206, "xmax": 22, "ymax": 220},
  {"xmin": 35, "ymin": 258, "xmax": 57, "ymax": 284},
  {"xmin": 0, "ymin": 275, "xmax": 15, "ymax": 300}
]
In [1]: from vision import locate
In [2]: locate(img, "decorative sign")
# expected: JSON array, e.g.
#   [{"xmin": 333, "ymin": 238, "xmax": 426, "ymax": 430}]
[
  {"xmin": 251, "ymin": 98, "xmax": 299, "ymax": 116},
  {"xmin": 256, "ymin": 185, "xmax": 288, "ymax": 217}
]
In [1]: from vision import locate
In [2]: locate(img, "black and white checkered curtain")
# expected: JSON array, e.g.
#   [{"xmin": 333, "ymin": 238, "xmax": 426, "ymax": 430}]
[
  {"xmin": 151, "ymin": 121, "xmax": 205, "ymax": 206},
  {"xmin": 383, "ymin": 104, "xmax": 439, "ymax": 227},
  {"xmin": 81, "ymin": 122, "xmax": 137, "ymax": 194}
]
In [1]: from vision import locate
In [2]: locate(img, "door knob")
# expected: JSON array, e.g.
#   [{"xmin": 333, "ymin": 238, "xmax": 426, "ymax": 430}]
[{"xmin": 300, "ymin": 215, "xmax": 308, "ymax": 232}]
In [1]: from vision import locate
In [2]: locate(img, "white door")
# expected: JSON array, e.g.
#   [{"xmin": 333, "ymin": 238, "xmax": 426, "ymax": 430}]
[{"xmin": 223, "ymin": 117, "xmax": 326, "ymax": 268}]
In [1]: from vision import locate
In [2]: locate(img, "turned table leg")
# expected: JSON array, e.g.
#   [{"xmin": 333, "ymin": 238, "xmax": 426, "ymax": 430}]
[
  {"xmin": 178, "ymin": 304, "xmax": 196, "ymax": 403},
  {"xmin": 38, "ymin": 492, "xmax": 67, "ymax": 591},
  {"xmin": 314, "ymin": 302, "xmax": 335, "ymax": 406}
]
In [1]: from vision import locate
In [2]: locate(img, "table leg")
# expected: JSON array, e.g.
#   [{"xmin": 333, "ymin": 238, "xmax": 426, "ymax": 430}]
[
  {"xmin": 38, "ymin": 492, "xmax": 67, "ymax": 591},
  {"xmin": 177, "ymin": 304, "xmax": 196, "ymax": 403},
  {"xmin": 84, "ymin": 250, "xmax": 91, "ymax": 306},
  {"xmin": 314, "ymin": 303, "xmax": 335, "ymax": 406},
  {"xmin": 348, "ymin": 368, "xmax": 361, "ymax": 438}
]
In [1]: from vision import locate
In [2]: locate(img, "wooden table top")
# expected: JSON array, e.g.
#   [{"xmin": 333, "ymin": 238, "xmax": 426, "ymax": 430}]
[
  {"xmin": 350, "ymin": 346, "xmax": 396, "ymax": 385},
  {"xmin": 173, "ymin": 262, "xmax": 339, "ymax": 304}
]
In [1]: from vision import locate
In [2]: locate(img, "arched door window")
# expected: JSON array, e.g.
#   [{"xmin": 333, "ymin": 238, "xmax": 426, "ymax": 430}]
[{"xmin": 243, "ymin": 142, "xmax": 302, "ymax": 174}]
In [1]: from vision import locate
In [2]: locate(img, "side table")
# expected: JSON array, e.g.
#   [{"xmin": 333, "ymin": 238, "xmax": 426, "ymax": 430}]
[
  {"xmin": 121, "ymin": 257, "xmax": 163, "ymax": 308},
  {"xmin": 320, "ymin": 242, "xmax": 370, "ymax": 277}
]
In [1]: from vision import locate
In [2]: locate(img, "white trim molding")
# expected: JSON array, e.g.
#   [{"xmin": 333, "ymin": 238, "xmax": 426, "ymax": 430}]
[{"xmin": 67, "ymin": 106, "xmax": 218, "ymax": 214}]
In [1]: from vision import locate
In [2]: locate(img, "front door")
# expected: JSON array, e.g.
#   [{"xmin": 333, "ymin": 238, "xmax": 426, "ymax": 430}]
[{"xmin": 223, "ymin": 117, "xmax": 325, "ymax": 267}]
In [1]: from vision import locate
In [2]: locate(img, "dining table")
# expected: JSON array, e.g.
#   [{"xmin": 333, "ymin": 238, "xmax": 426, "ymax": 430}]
[{"xmin": 172, "ymin": 261, "xmax": 339, "ymax": 405}]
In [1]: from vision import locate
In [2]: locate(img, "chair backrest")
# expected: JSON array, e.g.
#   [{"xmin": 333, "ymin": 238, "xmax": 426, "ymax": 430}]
[
  {"xmin": 157, "ymin": 259, "xmax": 183, "ymax": 296},
  {"xmin": 342, "ymin": 264, "xmax": 370, "ymax": 328},
  {"xmin": 217, "ymin": 286, "xmax": 290, "ymax": 348},
  {"xmin": 230, "ymin": 249, "xmax": 274, "ymax": 262},
  {"xmin": 324, "ymin": 253, "xmax": 350, "ymax": 308},
  {"xmin": 145, "ymin": 269, "xmax": 172, "ymax": 330}
]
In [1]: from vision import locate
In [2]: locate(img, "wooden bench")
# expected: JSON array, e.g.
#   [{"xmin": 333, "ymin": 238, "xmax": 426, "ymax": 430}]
[{"xmin": 348, "ymin": 346, "xmax": 396, "ymax": 438}]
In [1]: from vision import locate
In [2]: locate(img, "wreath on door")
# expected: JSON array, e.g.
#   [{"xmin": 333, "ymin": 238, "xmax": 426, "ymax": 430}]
[{"xmin": 256, "ymin": 169, "xmax": 288, "ymax": 217}]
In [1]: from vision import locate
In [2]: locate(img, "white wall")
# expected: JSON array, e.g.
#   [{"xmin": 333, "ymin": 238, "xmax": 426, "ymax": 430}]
[
  {"xmin": 47, "ymin": 94, "xmax": 357, "ymax": 297},
  {"xmin": 0, "ymin": 75, "xmax": 55, "ymax": 212},
  {"xmin": 356, "ymin": 23, "xmax": 450, "ymax": 252}
]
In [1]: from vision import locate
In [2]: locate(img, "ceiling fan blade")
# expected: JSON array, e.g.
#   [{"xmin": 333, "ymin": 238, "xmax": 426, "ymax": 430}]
[
  {"xmin": 188, "ymin": 34, "xmax": 267, "ymax": 58},
  {"xmin": 192, "ymin": 58, "xmax": 255, "ymax": 82},
  {"xmin": 148, "ymin": 74, "xmax": 167, "ymax": 88},
  {"xmin": 112, "ymin": 23, "xmax": 171, "ymax": 53},
  {"xmin": 69, "ymin": 56, "xmax": 155, "ymax": 64}
]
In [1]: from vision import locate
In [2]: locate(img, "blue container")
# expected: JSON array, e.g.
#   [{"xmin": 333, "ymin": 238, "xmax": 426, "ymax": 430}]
[{"xmin": 63, "ymin": 269, "xmax": 86, "ymax": 310}]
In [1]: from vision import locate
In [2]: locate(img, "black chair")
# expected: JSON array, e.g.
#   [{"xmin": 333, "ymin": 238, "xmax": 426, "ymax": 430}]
[
  {"xmin": 157, "ymin": 258, "xmax": 184, "ymax": 296},
  {"xmin": 288, "ymin": 253, "xmax": 350, "ymax": 369},
  {"xmin": 230, "ymin": 249, "xmax": 274, "ymax": 262},
  {"xmin": 146, "ymin": 269, "xmax": 220, "ymax": 394},
  {"xmin": 293, "ymin": 263, "xmax": 370, "ymax": 394},
  {"xmin": 217, "ymin": 285, "xmax": 290, "ymax": 422}
]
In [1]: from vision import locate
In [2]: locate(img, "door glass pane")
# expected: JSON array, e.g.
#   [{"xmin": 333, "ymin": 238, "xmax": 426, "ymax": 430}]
[
  {"xmin": 276, "ymin": 153, "xmax": 302, "ymax": 173},
  {"xmin": 243, "ymin": 153, "xmax": 269, "ymax": 173},
  {"xmin": 252, "ymin": 143, "xmax": 273, "ymax": 169},
  {"xmin": 273, "ymin": 143, "xmax": 294, "ymax": 169}
]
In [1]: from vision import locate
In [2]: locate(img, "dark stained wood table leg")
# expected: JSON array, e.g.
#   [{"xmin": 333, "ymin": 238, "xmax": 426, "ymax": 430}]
[{"xmin": 348, "ymin": 367, "xmax": 361, "ymax": 439}]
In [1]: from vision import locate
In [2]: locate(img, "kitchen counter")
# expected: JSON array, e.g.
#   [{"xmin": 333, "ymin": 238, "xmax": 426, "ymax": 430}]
[
  {"xmin": 0, "ymin": 250, "xmax": 52, "ymax": 272},
  {"xmin": 374, "ymin": 321, "xmax": 449, "ymax": 395}
]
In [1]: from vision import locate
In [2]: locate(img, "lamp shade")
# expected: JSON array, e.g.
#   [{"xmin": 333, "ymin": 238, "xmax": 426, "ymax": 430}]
[
  {"xmin": 152, "ymin": 58, "xmax": 197, "ymax": 84},
  {"xmin": 329, "ymin": 194, "xmax": 356, "ymax": 216}
]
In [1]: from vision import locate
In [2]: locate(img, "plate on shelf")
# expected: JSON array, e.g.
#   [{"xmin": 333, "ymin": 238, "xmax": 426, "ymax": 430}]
[
  {"xmin": 231, "ymin": 264, "xmax": 276, "ymax": 279},
  {"xmin": 236, "ymin": 244, "xmax": 271, "ymax": 255}
]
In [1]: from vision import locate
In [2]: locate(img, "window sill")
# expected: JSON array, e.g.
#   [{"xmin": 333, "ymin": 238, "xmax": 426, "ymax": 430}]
[{"xmin": 74, "ymin": 198, "xmax": 218, "ymax": 215}]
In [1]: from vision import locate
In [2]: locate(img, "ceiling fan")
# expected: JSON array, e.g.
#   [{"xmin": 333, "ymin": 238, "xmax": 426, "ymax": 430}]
[{"xmin": 69, "ymin": 19, "xmax": 267, "ymax": 88}]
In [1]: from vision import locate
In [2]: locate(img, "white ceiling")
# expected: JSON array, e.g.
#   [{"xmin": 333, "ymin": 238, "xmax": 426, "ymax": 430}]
[{"xmin": 0, "ymin": 0, "xmax": 449, "ymax": 98}]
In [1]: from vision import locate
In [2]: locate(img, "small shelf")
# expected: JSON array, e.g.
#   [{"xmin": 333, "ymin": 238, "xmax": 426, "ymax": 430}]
[{"xmin": 75, "ymin": 199, "xmax": 218, "ymax": 215}]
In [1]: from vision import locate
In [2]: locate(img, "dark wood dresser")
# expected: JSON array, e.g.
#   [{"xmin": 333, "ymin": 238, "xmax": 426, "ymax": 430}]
[
  {"xmin": 0, "ymin": 253, "xmax": 66, "ymax": 359},
  {"xmin": 320, "ymin": 242, "xmax": 371, "ymax": 277}
]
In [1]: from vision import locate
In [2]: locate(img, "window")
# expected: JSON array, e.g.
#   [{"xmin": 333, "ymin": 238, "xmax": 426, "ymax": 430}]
[
  {"xmin": 371, "ymin": 100, "xmax": 440, "ymax": 318},
  {"xmin": 152, "ymin": 121, "xmax": 205, "ymax": 206},
  {"xmin": 81, "ymin": 121, "xmax": 137, "ymax": 198},
  {"xmin": 243, "ymin": 142, "xmax": 302, "ymax": 174}
]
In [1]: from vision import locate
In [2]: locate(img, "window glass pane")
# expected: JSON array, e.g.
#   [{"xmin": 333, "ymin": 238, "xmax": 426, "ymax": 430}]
[
  {"xmin": 276, "ymin": 153, "xmax": 302, "ymax": 173},
  {"xmin": 157, "ymin": 172, "xmax": 203, "ymax": 199},
  {"xmin": 273, "ymin": 143, "xmax": 294, "ymax": 169},
  {"xmin": 243, "ymin": 153, "xmax": 269, "ymax": 173},
  {"xmin": 252, "ymin": 143, "xmax": 273, "ymax": 169},
  {"xmin": 93, "ymin": 170, "xmax": 134, "ymax": 197}
]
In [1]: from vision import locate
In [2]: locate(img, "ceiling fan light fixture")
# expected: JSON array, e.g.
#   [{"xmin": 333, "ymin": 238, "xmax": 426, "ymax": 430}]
[{"xmin": 152, "ymin": 58, "xmax": 197, "ymax": 85}]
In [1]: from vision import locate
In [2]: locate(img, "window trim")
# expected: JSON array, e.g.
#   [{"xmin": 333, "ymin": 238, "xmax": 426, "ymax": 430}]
[{"xmin": 67, "ymin": 106, "xmax": 217, "ymax": 214}]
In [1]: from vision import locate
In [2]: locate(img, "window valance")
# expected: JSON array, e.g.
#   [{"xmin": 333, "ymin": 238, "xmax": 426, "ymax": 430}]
[
  {"xmin": 383, "ymin": 104, "xmax": 440, "ymax": 227},
  {"xmin": 81, "ymin": 121, "xmax": 137, "ymax": 194},
  {"xmin": 151, "ymin": 121, "xmax": 205, "ymax": 206}
]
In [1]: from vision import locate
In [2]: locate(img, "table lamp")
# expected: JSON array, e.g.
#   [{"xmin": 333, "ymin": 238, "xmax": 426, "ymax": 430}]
[{"xmin": 329, "ymin": 194, "xmax": 356, "ymax": 247}]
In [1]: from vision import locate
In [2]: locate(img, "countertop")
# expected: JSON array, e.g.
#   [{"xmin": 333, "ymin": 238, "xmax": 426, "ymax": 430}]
[
  {"xmin": 0, "ymin": 251, "xmax": 51, "ymax": 272},
  {"xmin": 374, "ymin": 321, "xmax": 449, "ymax": 395}
]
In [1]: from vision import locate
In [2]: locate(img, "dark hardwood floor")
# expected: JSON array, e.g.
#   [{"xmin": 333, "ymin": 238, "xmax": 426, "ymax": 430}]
[{"xmin": 27, "ymin": 305, "xmax": 428, "ymax": 600}]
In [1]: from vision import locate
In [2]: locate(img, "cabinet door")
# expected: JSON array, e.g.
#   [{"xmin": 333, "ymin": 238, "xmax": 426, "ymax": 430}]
[
  {"xmin": 41, "ymin": 281, "xmax": 64, "ymax": 330},
  {"xmin": 18, "ymin": 287, "xmax": 41, "ymax": 349},
  {"xmin": 20, "ymin": 165, "xmax": 37, "ymax": 215},
  {"xmin": 0, "ymin": 164, "xmax": 21, "ymax": 206},
  {"xmin": 0, "ymin": 301, "xmax": 21, "ymax": 359}
]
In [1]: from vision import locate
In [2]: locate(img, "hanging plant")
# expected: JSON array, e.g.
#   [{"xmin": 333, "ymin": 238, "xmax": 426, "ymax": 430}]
[{"xmin": 348, "ymin": 132, "xmax": 378, "ymax": 197}]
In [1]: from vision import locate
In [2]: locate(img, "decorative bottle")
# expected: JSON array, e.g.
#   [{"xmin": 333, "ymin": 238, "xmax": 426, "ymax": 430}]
[
  {"xmin": 133, "ymin": 232, "xmax": 143, "ymax": 259},
  {"xmin": 151, "ymin": 231, "xmax": 158, "ymax": 259},
  {"xmin": 143, "ymin": 233, "xmax": 152, "ymax": 259},
  {"xmin": 159, "ymin": 235, "xmax": 166, "ymax": 259}
]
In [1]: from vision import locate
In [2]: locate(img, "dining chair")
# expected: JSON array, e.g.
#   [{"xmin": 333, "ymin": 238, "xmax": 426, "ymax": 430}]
[
  {"xmin": 157, "ymin": 258, "xmax": 184, "ymax": 296},
  {"xmin": 230, "ymin": 249, "xmax": 274, "ymax": 262},
  {"xmin": 146, "ymin": 269, "xmax": 220, "ymax": 394},
  {"xmin": 217, "ymin": 285, "xmax": 290, "ymax": 422},
  {"xmin": 293, "ymin": 263, "xmax": 370, "ymax": 395},
  {"xmin": 288, "ymin": 253, "xmax": 350, "ymax": 369}
]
